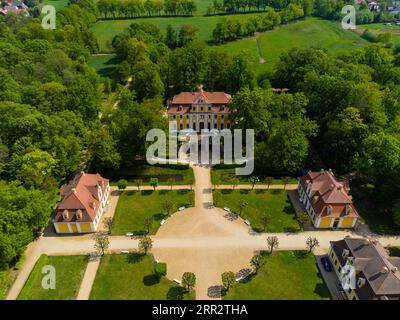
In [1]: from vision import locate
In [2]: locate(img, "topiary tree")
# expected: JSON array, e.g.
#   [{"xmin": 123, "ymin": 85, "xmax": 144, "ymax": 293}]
[
  {"xmin": 221, "ymin": 271, "xmax": 235, "ymax": 291},
  {"xmin": 150, "ymin": 178, "xmax": 158, "ymax": 191},
  {"xmin": 297, "ymin": 212, "xmax": 311, "ymax": 226},
  {"xmin": 154, "ymin": 262, "xmax": 167, "ymax": 278},
  {"xmin": 117, "ymin": 179, "xmax": 128, "ymax": 191},
  {"xmin": 92, "ymin": 232, "xmax": 109, "ymax": 256},
  {"xmin": 249, "ymin": 176, "xmax": 259, "ymax": 190},
  {"xmin": 182, "ymin": 272, "xmax": 196, "ymax": 292}
]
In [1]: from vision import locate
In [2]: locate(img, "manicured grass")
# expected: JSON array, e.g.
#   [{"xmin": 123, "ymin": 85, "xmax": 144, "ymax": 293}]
[
  {"xmin": 213, "ymin": 17, "xmax": 367, "ymax": 73},
  {"xmin": 88, "ymin": 54, "xmax": 119, "ymax": 77},
  {"xmin": 388, "ymin": 247, "xmax": 400, "ymax": 257},
  {"xmin": 42, "ymin": 0, "xmax": 69, "ymax": 10},
  {"xmin": 18, "ymin": 255, "xmax": 87, "ymax": 300},
  {"xmin": 211, "ymin": 166, "xmax": 297, "ymax": 186},
  {"xmin": 223, "ymin": 251, "xmax": 330, "ymax": 300},
  {"xmin": 108, "ymin": 162, "xmax": 194, "ymax": 186},
  {"xmin": 92, "ymin": 13, "xmax": 272, "ymax": 52},
  {"xmin": 90, "ymin": 253, "xmax": 195, "ymax": 300},
  {"xmin": 112, "ymin": 190, "xmax": 194, "ymax": 235},
  {"xmin": 216, "ymin": 189, "xmax": 300, "ymax": 232},
  {"xmin": 0, "ymin": 269, "xmax": 15, "ymax": 300}
]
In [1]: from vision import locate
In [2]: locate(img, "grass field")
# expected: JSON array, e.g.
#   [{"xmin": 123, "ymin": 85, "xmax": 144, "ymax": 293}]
[
  {"xmin": 112, "ymin": 190, "xmax": 195, "ymax": 235},
  {"xmin": 211, "ymin": 166, "xmax": 297, "ymax": 186},
  {"xmin": 216, "ymin": 189, "xmax": 300, "ymax": 232},
  {"xmin": 0, "ymin": 269, "xmax": 15, "ymax": 300},
  {"xmin": 90, "ymin": 254, "xmax": 194, "ymax": 300},
  {"xmin": 223, "ymin": 251, "xmax": 330, "ymax": 300},
  {"xmin": 18, "ymin": 255, "xmax": 87, "ymax": 300},
  {"xmin": 88, "ymin": 54, "xmax": 119, "ymax": 77},
  {"xmin": 213, "ymin": 17, "xmax": 367, "ymax": 73},
  {"xmin": 42, "ymin": 0, "xmax": 69, "ymax": 10},
  {"xmin": 92, "ymin": 13, "xmax": 275, "ymax": 52}
]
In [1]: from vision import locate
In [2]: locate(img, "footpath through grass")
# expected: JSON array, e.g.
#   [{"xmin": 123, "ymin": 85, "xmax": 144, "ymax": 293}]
[
  {"xmin": 223, "ymin": 251, "xmax": 331, "ymax": 300},
  {"xmin": 112, "ymin": 190, "xmax": 194, "ymax": 235},
  {"xmin": 216, "ymin": 189, "xmax": 300, "ymax": 232},
  {"xmin": 90, "ymin": 253, "xmax": 195, "ymax": 300},
  {"xmin": 18, "ymin": 255, "xmax": 87, "ymax": 300}
]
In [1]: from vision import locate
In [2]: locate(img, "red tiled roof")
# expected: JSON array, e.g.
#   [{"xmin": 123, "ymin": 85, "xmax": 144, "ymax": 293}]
[
  {"xmin": 300, "ymin": 170, "xmax": 359, "ymax": 218},
  {"xmin": 54, "ymin": 172, "xmax": 109, "ymax": 223},
  {"xmin": 170, "ymin": 91, "xmax": 231, "ymax": 105}
]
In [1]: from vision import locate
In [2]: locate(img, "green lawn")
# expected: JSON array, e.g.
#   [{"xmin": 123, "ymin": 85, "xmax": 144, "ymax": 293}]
[
  {"xmin": 90, "ymin": 254, "xmax": 195, "ymax": 300},
  {"xmin": 213, "ymin": 17, "xmax": 367, "ymax": 73},
  {"xmin": 18, "ymin": 255, "xmax": 87, "ymax": 300},
  {"xmin": 0, "ymin": 269, "xmax": 15, "ymax": 300},
  {"xmin": 92, "ymin": 13, "xmax": 274, "ymax": 52},
  {"xmin": 88, "ymin": 54, "xmax": 119, "ymax": 77},
  {"xmin": 42, "ymin": 0, "xmax": 69, "ymax": 10},
  {"xmin": 211, "ymin": 166, "xmax": 297, "ymax": 186},
  {"xmin": 112, "ymin": 190, "xmax": 195, "ymax": 235},
  {"xmin": 108, "ymin": 162, "xmax": 194, "ymax": 186},
  {"xmin": 216, "ymin": 189, "xmax": 300, "ymax": 232},
  {"xmin": 224, "ymin": 251, "xmax": 331, "ymax": 300}
]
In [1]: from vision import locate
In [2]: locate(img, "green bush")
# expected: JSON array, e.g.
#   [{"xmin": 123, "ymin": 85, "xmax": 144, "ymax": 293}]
[{"xmin": 154, "ymin": 262, "xmax": 167, "ymax": 276}]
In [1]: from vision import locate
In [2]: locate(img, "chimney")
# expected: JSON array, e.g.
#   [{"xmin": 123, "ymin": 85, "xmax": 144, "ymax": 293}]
[
  {"xmin": 328, "ymin": 168, "xmax": 333, "ymax": 175},
  {"xmin": 72, "ymin": 188, "xmax": 76, "ymax": 194},
  {"xmin": 381, "ymin": 267, "xmax": 389, "ymax": 274},
  {"xmin": 81, "ymin": 171, "xmax": 85, "ymax": 175},
  {"xmin": 391, "ymin": 267, "xmax": 398, "ymax": 273}
]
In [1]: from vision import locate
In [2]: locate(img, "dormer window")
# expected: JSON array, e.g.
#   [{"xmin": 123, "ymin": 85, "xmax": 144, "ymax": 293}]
[
  {"xmin": 76, "ymin": 210, "xmax": 82, "ymax": 220},
  {"xmin": 342, "ymin": 249, "xmax": 349, "ymax": 259},
  {"xmin": 327, "ymin": 205, "xmax": 332, "ymax": 215},
  {"xmin": 62, "ymin": 210, "xmax": 69, "ymax": 220},
  {"xmin": 345, "ymin": 205, "xmax": 351, "ymax": 215},
  {"xmin": 178, "ymin": 106, "xmax": 182, "ymax": 111}
]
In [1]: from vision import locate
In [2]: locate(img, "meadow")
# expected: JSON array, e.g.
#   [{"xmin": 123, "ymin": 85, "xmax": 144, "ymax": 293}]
[
  {"xmin": 357, "ymin": 23, "xmax": 400, "ymax": 43},
  {"xmin": 91, "ymin": 16, "xmax": 367, "ymax": 74}
]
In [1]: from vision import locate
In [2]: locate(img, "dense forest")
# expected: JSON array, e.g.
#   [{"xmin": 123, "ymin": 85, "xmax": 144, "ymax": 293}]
[{"xmin": 2, "ymin": 0, "xmax": 400, "ymax": 270}]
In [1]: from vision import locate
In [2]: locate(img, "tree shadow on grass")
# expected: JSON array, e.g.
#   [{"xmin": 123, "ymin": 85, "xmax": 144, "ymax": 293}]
[
  {"xmin": 143, "ymin": 274, "xmax": 161, "ymax": 286},
  {"xmin": 178, "ymin": 189, "xmax": 190, "ymax": 195},
  {"xmin": 221, "ymin": 189, "xmax": 233, "ymax": 194},
  {"xmin": 126, "ymin": 253, "xmax": 145, "ymax": 264},
  {"xmin": 159, "ymin": 190, "xmax": 168, "ymax": 195},
  {"xmin": 271, "ymin": 189, "xmax": 282, "ymax": 195},
  {"xmin": 255, "ymin": 189, "xmax": 266, "ymax": 194},
  {"xmin": 314, "ymin": 283, "xmax": 331, "ymax": 299},
  {"xmin": 293, "ymin": 251, "xmax": 309, "ymax": 259},
  {"xmin": 166, "ymin": 286, "xmax": 186, "ymax": 300},
  {"xmin": 141, "ymin": 190, "xmax": 153, "ymax": 196},
  {"xmin": 240, "ymin": 189, "xmax": 250, "ymax": 194},
  {"xmin": 126, "ymin": 190, "xmax": 137, "ymax": 196},
  {"xmin": 153, "ymin": 213, "xmax": 167, "ymax": 221}
]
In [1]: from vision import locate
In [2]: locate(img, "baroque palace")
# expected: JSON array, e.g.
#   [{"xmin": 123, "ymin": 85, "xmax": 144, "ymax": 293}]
[{"xmin": 167, "ymin": 86, "xmax": 232, "ymax": 132}]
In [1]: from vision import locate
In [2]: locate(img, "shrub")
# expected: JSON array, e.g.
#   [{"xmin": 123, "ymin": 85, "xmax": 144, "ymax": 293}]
[{"xmin": 154, "ymin": 262, "xmax": 167, "ymax": 277}]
